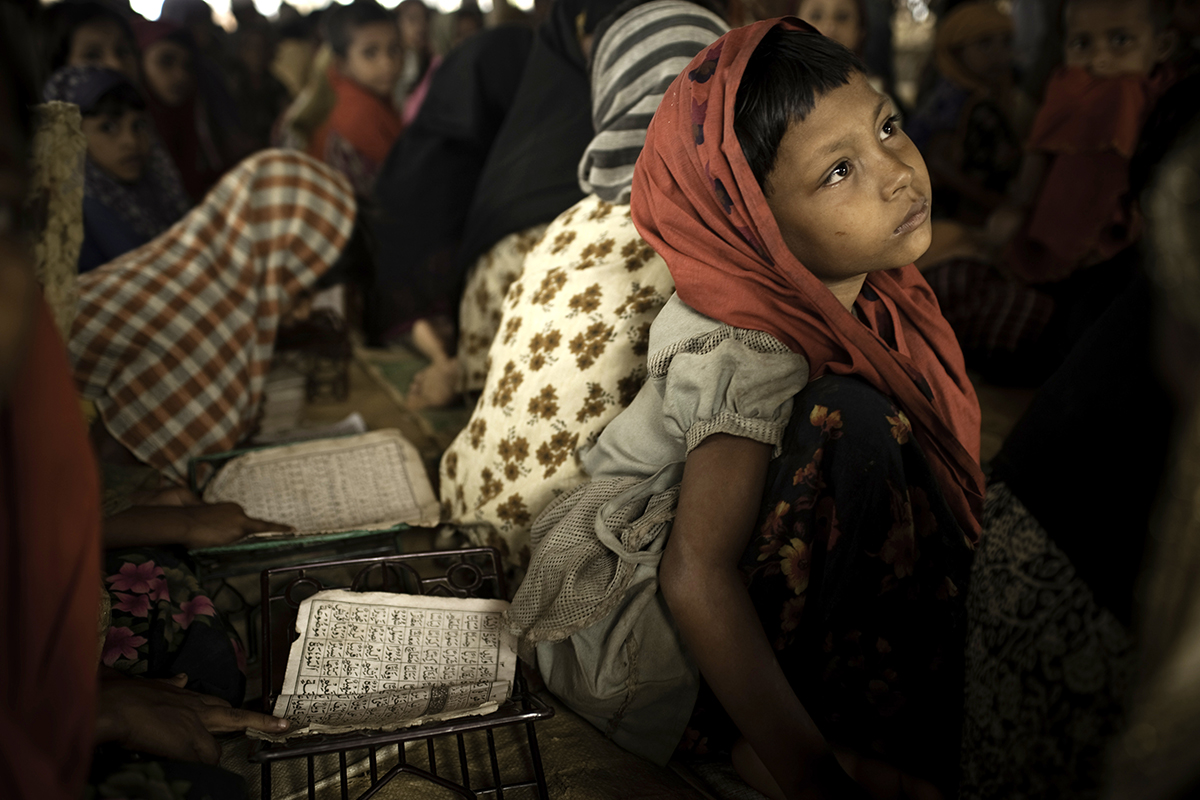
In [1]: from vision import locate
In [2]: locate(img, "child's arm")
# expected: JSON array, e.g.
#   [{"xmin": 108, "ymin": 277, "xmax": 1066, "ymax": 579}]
[
  {"xmin": 983, "ymin": 151, "xmax": 1050, "ymax": 251},
  {"xmin": 660, "ymin": 433, "xmax": 866, "ymax": 800}
]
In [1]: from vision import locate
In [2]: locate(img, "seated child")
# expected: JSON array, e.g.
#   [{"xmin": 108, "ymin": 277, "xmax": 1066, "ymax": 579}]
[
  {"xmin": 508, "ymin": 20, "xmax": 984, "ymax": 799},
  {"xmin": 795, "ymin": 0, "xmax": 889, "ymax": 93},
  {"xmin": 908, "ymin": 1, "xmax": 1027, "ymax": 226},
  {"xmin": 41, "ymin": 0, "xmax": 139, "ymax": 80},
  {"xmin": 795, "ymin": 0, "xmax": 864, "ymax": 55},
  {"xmin": 395, "ymin": 0, "xmax": 441, "ymax": 124},
  {"xmin": 134, "ymin": 19, "xmax": 237, "ymax": 202},
  {"xmin": 921, "ymin": 0, "xmax": 1179, "ymax": 383},
  {"xmin": 996, "ymin": 0, "xmax": 1178, "ymax": 283},
  {"xmin": 309, "ymin": 0, "xmax": 404, "ymax": 196},
  {"xmin": 43, "ymin": 66, "xmax": 191, "ymax": 273}
]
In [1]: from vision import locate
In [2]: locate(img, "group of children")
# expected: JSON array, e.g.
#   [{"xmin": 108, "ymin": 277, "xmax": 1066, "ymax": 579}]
[
  {"xmin": 40, "ymin": 0, "xmax": 446, "ymax": 280},
  {"xmin": 5, "ymin": 0, "xmax": 1200, "ymax": 798}
]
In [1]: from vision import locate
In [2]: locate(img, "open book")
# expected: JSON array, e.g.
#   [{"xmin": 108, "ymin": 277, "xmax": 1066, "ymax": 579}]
[
  {"xmin": 201, "ymin": 429, "xmax": 441, "ymax": 538},
  {"xmin": 259, "ymin": 590, "xmax": 518, "ymax": 739}
]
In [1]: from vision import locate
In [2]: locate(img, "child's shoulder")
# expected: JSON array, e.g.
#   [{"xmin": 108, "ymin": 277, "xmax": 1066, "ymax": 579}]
[
  {"xmin": 647, "ymin": 294, "xmax": 723, "ymax": 354},
  {"xmin": 647, "ymin": 294, "xmax": 803, "ymax": 375}
]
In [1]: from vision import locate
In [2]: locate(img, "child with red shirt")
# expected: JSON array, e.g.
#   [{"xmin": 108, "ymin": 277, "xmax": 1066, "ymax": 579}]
[{"xmin": 309, "ymin": 0, "xmax": 404, "ymax": 195}]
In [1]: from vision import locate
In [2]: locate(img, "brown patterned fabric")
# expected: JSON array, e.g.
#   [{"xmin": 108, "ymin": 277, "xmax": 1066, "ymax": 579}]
[
  {"xmin": 441, "ymin": 195, "xmax": 675, "ymax": 566},
  {"xmin": 457, "ymin": 224, "xmax": 549, "ymax": 392},
  {"xmin": 69, "ymin": 150, "xmax": 356, "ymax": 482}
]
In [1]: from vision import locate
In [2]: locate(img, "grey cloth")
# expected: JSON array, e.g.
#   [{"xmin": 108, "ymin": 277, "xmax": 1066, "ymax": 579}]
[
  {"xmin": 507, "ymin": 294, "xmax": 808, "ymax": 764},
  {"xmin": 577, "ymin": 0, "xmax": 728, "ymax": 203}
]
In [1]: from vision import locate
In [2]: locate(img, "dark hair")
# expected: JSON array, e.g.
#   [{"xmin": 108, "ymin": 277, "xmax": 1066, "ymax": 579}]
[
  {"xmin": 83, "ymin": 81, "xmax": 147, "ymax": 118},
  {"xmin": 733, "ymin": 27, "xmax": 866, "ymax": 193},
  {"xmin": 1064, "ymin": 0, "xmax": 1174, "ymax": 33},
  {"xmin": 39, "ymin": 0, "xmax": 136, "ymax": 77},
  {"xmin": 322, "ymin": 0, "xmax": 394, "ymax": 57},
  {"xmin": 398, "ymin": 0, "xmax": 432, "ymax": 20}
]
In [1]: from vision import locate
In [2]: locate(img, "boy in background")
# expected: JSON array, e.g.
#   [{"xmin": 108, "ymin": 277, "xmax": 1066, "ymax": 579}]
[{"xmin": 309, "ymin": 0, "xmax": 403, "ymax": 195}]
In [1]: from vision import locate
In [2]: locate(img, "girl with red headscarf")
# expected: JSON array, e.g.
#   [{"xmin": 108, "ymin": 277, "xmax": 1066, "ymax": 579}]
[{"xmin": 510, "ymin": 18, "xmax": 983, "ymax": 799}]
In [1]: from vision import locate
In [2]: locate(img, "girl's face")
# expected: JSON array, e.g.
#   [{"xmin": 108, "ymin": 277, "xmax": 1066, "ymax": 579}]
[
  {"xmin": 340, "ymin": 21, "xmax": 402, "ymax": 99},
  {"xmin": 764, "ymin": 73, "xmax": 932, "ymax": 291},
  {"xmin": 142, "ymin": 39, "xmax": 195, "ymax": 106},
  {"xmin": 82, "ymin": 109, "xmax": 151, "ymax": 183},
  {"xmin": 69, "ymin": 20, "xmax": 139, "ymax": 82},
  {"xmin": 796, "ymin": 0, "xmax": 863, "ymax": 53}
]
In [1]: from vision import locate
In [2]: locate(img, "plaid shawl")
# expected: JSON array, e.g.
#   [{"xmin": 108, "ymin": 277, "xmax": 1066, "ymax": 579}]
[{"xmin": 70, "ymin": 150, "xmax": 356, "ymax": 481}]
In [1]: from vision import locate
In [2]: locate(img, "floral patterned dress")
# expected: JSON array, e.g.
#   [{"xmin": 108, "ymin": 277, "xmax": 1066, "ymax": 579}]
[
  {"xmin": 682, "ymin": 375, "xmax": 975, "ymax": 792},
  {"xmin": 103, "ymin": 547, "xmax": 245, "ymax": 705},
  {"xmin": 93, "ymin": 467, "xmax": 249, "ymax": 798}
]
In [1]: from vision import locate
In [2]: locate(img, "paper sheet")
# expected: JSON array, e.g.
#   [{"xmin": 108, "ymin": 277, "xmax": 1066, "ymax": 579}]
[
  {"xmin": 261, "ymin": 590, "xmax": 518, "ymax": 739},
  {"xmin": 202, "ymin": 430, "xmax": 440, "ymax": 537}
]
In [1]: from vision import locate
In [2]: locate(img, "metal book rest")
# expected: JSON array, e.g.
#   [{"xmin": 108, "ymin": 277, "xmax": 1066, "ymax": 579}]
[{"xmin": 251, "ymin": 548, "xmax": 553, "ymax": 799}]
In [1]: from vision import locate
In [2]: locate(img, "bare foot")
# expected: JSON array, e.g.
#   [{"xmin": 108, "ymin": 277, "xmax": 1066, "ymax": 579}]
[
  {"xmin": 407, "ymin": 358, "xmax": 462, "ymax": 410},
  {"xmin": 410, "ymin": 317, "xmax": 455, "ymax": 364}
]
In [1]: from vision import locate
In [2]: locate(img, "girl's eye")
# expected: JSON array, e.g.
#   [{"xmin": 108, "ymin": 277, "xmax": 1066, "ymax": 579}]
[
  {"xmin": 100, "ymin": 121, "xmax": 117, "ymax": 135},
  {"xmin": 1067, "ymin": 35, "xmax": 1088, "ymax": 51},
  {"xmin": 825, "ymin": 161, "xmax": 851, "ymax": 186},
  {"xmin": 83, "ymin": 47, "xmax": 103, "ymax": 62},
  {"xmin": 880, "ymin": 115, "xmax": 900, "ymax": 139},
  {"xmin": 1111, "ymin": 32, "xmax": 1132, "ymax": 48}
]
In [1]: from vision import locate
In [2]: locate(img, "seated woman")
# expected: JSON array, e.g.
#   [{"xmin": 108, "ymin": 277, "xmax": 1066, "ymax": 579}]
[
  {"xmin": 436, "ymin": 0, "xmax": 729, "ymax": 568},
  {"xmin": 43, "ymin": 66, "xmax": 191, "ymax": 273},
  {"xmin": 69, "ymin": 148, "xmax": 357, "ymax": 484},
  {"xmin": 508, "ymin": 20, "xmax": 984, "ymax": 799}
]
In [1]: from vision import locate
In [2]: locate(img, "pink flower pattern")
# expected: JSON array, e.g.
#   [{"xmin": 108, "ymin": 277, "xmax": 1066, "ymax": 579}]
[
  {"xmin": 106, "ymin": 560, "xmax": 164, "ymax": 593},
  {"xmin": 172, "ymin": 596, "xmax": 217, "ymax": 629},
  {"xmin": 112, "ymin": 592, "xmax": 151, "ymax": 617},
  {"xmin": 102, "ymin": 626, "xmax": 148, "ymax": 666}
]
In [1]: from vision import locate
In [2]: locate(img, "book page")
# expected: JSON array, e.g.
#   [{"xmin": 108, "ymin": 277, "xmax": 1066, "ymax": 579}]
[
  {"xmin": 259, "ymin": 590, "xmax": 518, "ymax": 739},
  {"xmin": 201, "ymin": 430, "xmax": 440, "ymax": 537}
]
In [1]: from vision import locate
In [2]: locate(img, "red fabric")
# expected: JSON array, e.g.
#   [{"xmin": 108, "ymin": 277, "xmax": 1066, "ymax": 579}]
[
  {"xmin": 0, "ymin": 299, "xmax": 102, "ymax": 800},
  {"xmin": 1008, "ymin": 67, "xmax": 1167, "ymax": 283},
  {"xmin": 311, "ymin": 65, "xmax": 404, "ymax": 167},
  {"xmin": 631, "ymin": 17, "xmax": 984, "ymax": 538}
]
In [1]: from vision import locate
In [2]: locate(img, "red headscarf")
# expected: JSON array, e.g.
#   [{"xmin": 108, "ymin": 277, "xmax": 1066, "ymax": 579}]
[{"xmin": 631, "ymin": 17, "xmax": 984, "ymax": 538}]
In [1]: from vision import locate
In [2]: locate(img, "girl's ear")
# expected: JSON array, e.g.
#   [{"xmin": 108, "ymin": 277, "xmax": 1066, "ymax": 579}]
[{"xmin": 1155, "ymin": 28, "xmax": 1179, "ymax": 63}]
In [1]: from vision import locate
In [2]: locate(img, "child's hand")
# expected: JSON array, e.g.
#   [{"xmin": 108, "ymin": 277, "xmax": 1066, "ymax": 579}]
[
  {"xmin": 181, "ymin": 502, "xmax": 293, "ymax": 549},
  {"xmin": 96, "ymin": 672, "xmax": 288, "ymax": 764}
]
